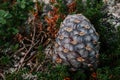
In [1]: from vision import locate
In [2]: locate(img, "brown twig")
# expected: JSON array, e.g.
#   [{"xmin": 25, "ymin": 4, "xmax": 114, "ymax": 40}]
[
  {"xmin": 23, "ymin": 51, "xmax": 36, "ymax": 63},
  {"xmin": 16, "ymin": 17, "xmax": 37, "ymax": 72},
  {"xmin": 14, "ymin": 41, "xmax": 26, "ymax": 55},
  {"xmin": 0, "ymin": 73, "xmax": 5, "ymax": 80},
  {"xmin": 24, "ymin": 37, "xmax": 32, "ymax": 43}
]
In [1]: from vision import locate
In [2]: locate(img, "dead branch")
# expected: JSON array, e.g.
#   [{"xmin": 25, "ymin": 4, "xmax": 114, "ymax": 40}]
[
  {"xmin": 0, "ymin": 73, "xmax": 5, "ymax": 80},
  {"xmin": 16, "ymin": 17, "xmax": 37, "ymax": 72}
]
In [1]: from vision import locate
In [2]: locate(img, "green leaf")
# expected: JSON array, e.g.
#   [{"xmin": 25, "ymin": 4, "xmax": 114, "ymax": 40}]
[
  {"xmin": 0, "ymin": 17, "xmax": 6, "ymax": 24},
  {"xmin": 21, "ymin": 3, "xmax": 26, "ymax": 9},
  {"xmin": 38, "ymin": 45, "xmax": 43, "ymax": 52},
  {"xmin": 0, "ymin": 10, "xmax": 6, "ymax": 17},
  {"xmin": 0, "ymin": 10, "xmax": 12, "ymax": 18},
  {"xmin": 12, "ymin": 28, "xmax": 19, "ymax": 34},
  {"xmin": 0, "ymin": 55, "xmax": 10, "ymax": 65},
  {"xmin": 11, "ymin": 44, "xmax": 19, "ymax": 51},
  {"xmin": 21, "ymin": 0, "xmax": 26, "ymax": 9},
  {"xmin": 4, "ymin": 12, "xmax": 12, "ymax": 18}
]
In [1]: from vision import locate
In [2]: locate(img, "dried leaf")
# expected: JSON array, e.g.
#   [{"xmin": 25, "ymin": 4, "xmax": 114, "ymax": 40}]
[
  {"xmin": 15, "ymin": 33, "xmax": 24, "ymax": 42},
  {"xmin": 91, "ymin": 72, "xmax": 97, "ymax": 78},
  {"xmin": 50, "ymin": 0, "xmax": 56, "ymax": 3},
  {"xmin": 64, "ymin": 77, "xmax": 71, "ymax": 80},
  {"xmin": 37, "ymin": 22, "xmax": 43, "ymax": 31},
  {"xmin": 67, "ymin": 1, "xmax": 76, "ymax": 13}
]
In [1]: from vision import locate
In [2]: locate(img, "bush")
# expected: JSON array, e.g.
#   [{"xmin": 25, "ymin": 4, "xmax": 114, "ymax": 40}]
[{"xmin": 0, "ymin": 0, "xmax": 33, "ymax": 52}]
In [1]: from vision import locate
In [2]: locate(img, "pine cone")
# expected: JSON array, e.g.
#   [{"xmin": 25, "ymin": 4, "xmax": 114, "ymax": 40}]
[{"xmin": 45, "ymin": 14, "xmax": 100, "ymax": 71}]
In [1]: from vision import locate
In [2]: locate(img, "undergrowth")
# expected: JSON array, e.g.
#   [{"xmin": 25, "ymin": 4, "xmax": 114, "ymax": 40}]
[{"xmin": 0, "ymin": 0, "xmax": 120, "ymax": 80}]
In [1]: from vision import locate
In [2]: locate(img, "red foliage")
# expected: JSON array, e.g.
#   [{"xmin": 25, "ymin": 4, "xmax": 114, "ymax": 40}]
[{"xmin": 67, "ymin": 1, "xmax": 76, "ymax": 13}]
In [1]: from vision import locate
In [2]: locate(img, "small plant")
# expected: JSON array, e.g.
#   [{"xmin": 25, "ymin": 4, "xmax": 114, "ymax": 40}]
[
  {"xmin": 0, "ymin": 0, "xmax": 34, "ymax": 49},
  {"xmin": 97, "ymin": 66, "xmax": 120, "ymax": 80},
  {"xmin": 0, "ymin": 55, "xmax": 11, "ymax": 65}
]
